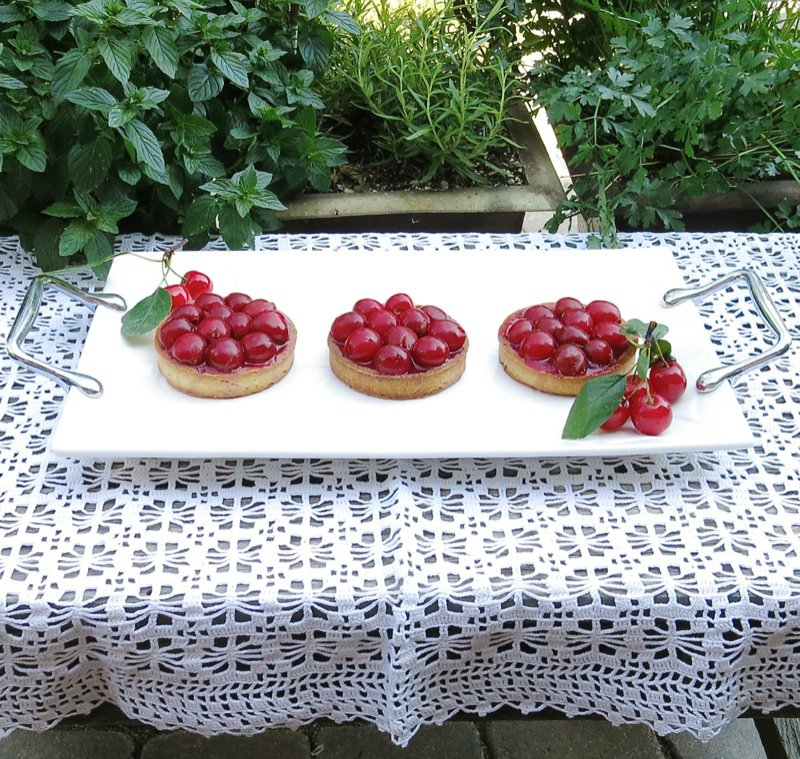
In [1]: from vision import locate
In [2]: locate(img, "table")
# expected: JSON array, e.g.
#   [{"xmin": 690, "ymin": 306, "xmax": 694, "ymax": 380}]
[{"xmin": 1, "ymin": 231, "xmax": 798, "ymax": 746}]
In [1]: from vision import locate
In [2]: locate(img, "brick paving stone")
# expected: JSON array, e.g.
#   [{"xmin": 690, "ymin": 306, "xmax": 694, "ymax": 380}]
[
  {"xmin": 0, "ymin": 729, "xmax": 134, "ymax": 759},
  {"xmin": 140, "ymin": 729, "xmax": 310, "ymax": 759},
  {"xmin": 662, "ymin": 720, "xmax": 767, "ymax": 759},
  {"xmin": 484, "ymin": 720, "xmax": 667, "ymax": 759},
  {"xmin": 315, "ymin": 722, "xmax": 484, "ymax": 759}
]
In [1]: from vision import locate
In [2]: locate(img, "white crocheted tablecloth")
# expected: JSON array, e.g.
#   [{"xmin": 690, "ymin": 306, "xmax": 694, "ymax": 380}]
[{"xmin": 1, "ymin": 232, "xmax": 799, "ymax": 745}]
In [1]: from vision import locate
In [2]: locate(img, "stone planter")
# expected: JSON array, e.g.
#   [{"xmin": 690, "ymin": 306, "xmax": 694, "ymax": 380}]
[{"xmin": 276, "ymin": 103, "xmax": 565, "ymax": 233}]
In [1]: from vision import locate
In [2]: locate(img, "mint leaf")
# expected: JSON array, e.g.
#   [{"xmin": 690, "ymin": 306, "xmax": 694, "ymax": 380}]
[
  {"xmin": 142, "ymin": 27, "xmax": 178, "ymax": 78},
  {"xmin": 562, "ymin": 374, "xmax": 627, "ymax": 440},
  {"xmin": 121, "ymin": 287, "xmax": 171, "ymax": 337}
]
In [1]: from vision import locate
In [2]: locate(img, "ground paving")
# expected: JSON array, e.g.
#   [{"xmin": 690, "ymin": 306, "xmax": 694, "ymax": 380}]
[{"xmin": 0, "ymin": 710, "xmax": 771, "ymax": 759}]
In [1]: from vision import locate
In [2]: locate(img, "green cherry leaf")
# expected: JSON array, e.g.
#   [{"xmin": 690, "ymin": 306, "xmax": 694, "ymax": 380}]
[
  {"xmin": 562, "ymin": 374, "xmax": 627, "ymax": 440},
  {"xmin": 120, "ymin": 287, "xmax": 171, "ymax": 337}
]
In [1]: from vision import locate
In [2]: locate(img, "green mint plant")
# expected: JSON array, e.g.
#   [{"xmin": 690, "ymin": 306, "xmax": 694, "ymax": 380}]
[
  {"xmin": 526, "ymin": 0, "xmax": 800, "ymax": 238},
  {"xmin": 0, "ymin": 0, "xmax": 351, "ymax": 271},
  {"xmin": 319, "ymin": 0, "xmax": 523, "ymax": 185}
]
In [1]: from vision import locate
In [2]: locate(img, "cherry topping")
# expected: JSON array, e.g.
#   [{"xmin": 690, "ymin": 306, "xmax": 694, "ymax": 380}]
[
  {"xmin": 194, "ymin": 292, "xmax": 225, "ymax": 310},
  {"xmin": 241, "ymin": 332, "xmax": 276, "ymax": 364},
  {"xmin": 428, "ymin": 319, "xmax": 466, "ymax": 352},
  {"xmin": 207, "ymin": 337, "xmax": 245, "ymax": 371},
  {"xmin": 344, "ymin": 327, "xmax": 382, "ymax": 363},
  {"xmin": 171, "ymin": 333, "xmax": 207, "ymax": 366},
  {"xmin": 384, "ymin": 325, "xmax": 418, "ymax": 351},
  {"xmin": 354, "ymin": 298, "xmax": 383, "ymax": 316},
  {"xmin": 584, "ymin": 338, "xmax": 614, "ymax": 366},
  {"xmin": 331, "ymin": 311, "xmax": 366, "ymax": 343},
  {"xmin": 205, "ymin": 304, "xmax": 233, "ymax": 321},
  {"xmin": 242, "ymin": 299, "xmax": 276, "ymax": 317},
  {"xmin": 385, "ymin": 293, "xmax": 414, "ymax": 314},
  {"xmin": 166, "ymin": 284, "xmax": 191, "ymax": 310},
  {"xmin": 551, "ymin": 344, "xmax": 588, "ymax": 376},
  {"xmin": 506, "ymin": 318, "xmax": 533, "ymax": 347},
  {"xmin": 592, "ymin": 321, "xmax": 630, "ymax": 354},
  {"xmin": 251, "ymin": 311, "xmax": 289, "ymax": 344},
  {"xmin": 366, "ymin": 308, "xmax": 397, "ymax": 337},
  {"xmin": 534, "ymin": 316, "xmax": 563, "ymax": 336},
  {"xmin": 555, "ymin": 325, "xmax": 590, "ymax": 346},
  {"xmin": 170, "ymin": 304, "xmax": 203, "ymax": 324},
  {"xmin": 561, "ymin": 308, "xmax": 593, "ymax": 333},
  {"xmin": 586, "ymin": 300, "xmax": 622, "ymax": 324},
  {"xmin": 196, "ymin": 317, "xmax": 230, "ymax": 343},
  {"xmin": 554, "ymin": 297, "xmax": 583, "ymax": 317},
  {"xmin": 412, "ymin": 336, "xmax": 449, "ymax": 368},
  {"xmin": 519, "ymin": 331, "xmax": 556, "ymax": 361},
  {"xmin": 182, "ymin": 270, "xmax": 213, "ymax": 299},
  {"xmin": 399, "ymin": 307, "xmax": 430, "ymax": 336},
  {"xmin": 225, "ymin": 292, "xmax": 253, "ymax": 311},
  {"xmin": 374, "ymin": 344, "xmax": 412, "ymax": 375},
  {"xmin": 524, "ymin": 304, "xmax": 554, "ymax": 323},
  {"xmin": 227, "ymin": 311, "xmax": 253, "ymax": 340},
  {"xmin": 158, "ymin": 318, "xmax": 194, "ymax": 349},
  {"xmin": 421, "ymin": 305, "xmax": 448, "ymax": 321}
]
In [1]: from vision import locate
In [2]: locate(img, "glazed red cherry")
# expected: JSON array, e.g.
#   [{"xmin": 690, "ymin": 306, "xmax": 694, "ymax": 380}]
[
  {"xmin": 428, "ymin": 319, "xmax": 466, "ymax": 352},
  {"xmin": 384, "ymin": 325, "xmax": 418, "ymax": 351},
  {"xmin": 166, "ymin": 284, "xmax": 191, "ymax": 310},
  {"xmin": 242, "ymin": 299, "xmax": 276, "ymax": 317},
  {"xmin": 555, "ymin": 325, "xmax": 590, "ymax": 346},
  {"xmin": 630, "ymin": 391, "xmax": 673, "ymax": 435},
  {"xmin": 366, "ymin": 308, "xmax": 397, "ymax": 337},
  {"xmin": 584, "ymin": 338, "xmax": 614, "ymax": 366},
  {"xmin": 344, "ymin": 327, "xmax": 382, "ymax": 363},
  {"xmin": 331, "ymin": 311, "xmax": 366, "ymax": 343},
  {"xmin": 593, "ymin": 321, "xmax": 630, "ymax": 354},
  {"xmin": 205, "ymin": 303, "xmax": 233, "ymax": 321},
  {"xmin": 196, "ymin": 317, "xmax": 230, "ymax": 343},
  {"xmin": 523, "ymin": 304, "xmax": 554, "ymax": 323},
  {"xmin": 158, "ymin": 318, "xmax": 193, "ymax": 350},
  {"xmin": 385, "ymin": 293, "xmax": 414, "ymax": 314},
  {"xmin": 534, "ymin": 316, "xmax": 563, "ymax": 336},
  {"xmin": 412, "ymin": 335, "xmax": 449, "ymax": 368},
  {"xmin": 519, "ymin": 331, "xmax": 556, "ymax": 361},
  {"xmin": 554, "ymin": 297, "xmax": 583, "ymax": 317},
  {"xmin": 586, "ymin": 300, "xmax": 621, "ymax": 324},
  {"xmin": 227, "ymin": 311, "xmax": 253, "ymax": 339},
  {"xmin": 225, "ymin": 292, "xmax": 252, "ymax": 311},
  {"xmin": 399, "ymin": 307, "xmax": 430, "ymax": 336},
  {"xmin": 194, "ymin": 292, "xmax": 225, "ymax": 310},
  {"xmin": 171, "ymin": 333, "xmax": 207, "ymax": 366},
  {"xmin": 506, "ymin": 318, "xmax": 533, "ymax": 347},
  {"xmin": 170, "ymin": 304, "xmax": 203, "ymax": 324},
  {"xmin": 251, "ymin": 311, "xmax": 288, "ymax": 344},
  {"xmin": 421, "ymin": 305, "xmax": 448, "ymax": 321},
  {"xmin": 207, "ymin": 337, "xmax": 245, "ymax": 371},
  {"xmin": 241, "ymin": 331, "xmax": 276, "ymax": 364},
  {"xmin": 561, "ymin": 308, "xmax": 593, "ymax": 333},
  {"xmin": 182, "ymin": 270, "xmax": 213, "ymax": 299},
  {"xmin": 601, "ymin": 402, "xmax": 630, "ymax": 431},
  {"xmin": 551, "ymin": 344, "xmax": 588, "ymax": 376},
  {"xmin": 354, "ymin": 298, "xmax": 383, "ymax": 316},
  {"xmin": 649, "ymin": 359, "xmax": 687, "ymax": 404},
  {"xmin": 374, "ymin": 344, "xmax": 412, "ymax": 375}
]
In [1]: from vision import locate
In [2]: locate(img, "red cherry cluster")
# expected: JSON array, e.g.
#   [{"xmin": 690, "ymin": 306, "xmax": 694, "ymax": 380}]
[
  {"xmin": 157, "ymin": 270, "xmax": 290, "ymax": 372},
  {"xmin": 602, "ymin": 359, "xmax": 688, "ymax": 436},
  {"xmin": 505, "ymin": 297, "xmax": 628, "ymax": 376},
  {"xmin": 330, "ymin": 293, "xmax": 466, "ymax": 375}
]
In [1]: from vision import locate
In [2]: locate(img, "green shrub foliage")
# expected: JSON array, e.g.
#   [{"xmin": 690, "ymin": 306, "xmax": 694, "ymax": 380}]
[{"xmin": 0, "ymin": 0, "xmax": 350, "ymax": 269}]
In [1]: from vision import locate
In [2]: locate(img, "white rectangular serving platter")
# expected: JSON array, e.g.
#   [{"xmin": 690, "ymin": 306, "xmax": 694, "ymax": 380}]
[{"xmin": 51, "ymin": 245, "xmax": 754, "ymax": 459}]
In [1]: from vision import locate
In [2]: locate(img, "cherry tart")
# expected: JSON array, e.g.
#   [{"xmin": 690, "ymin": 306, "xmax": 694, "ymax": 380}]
[
  {"xmin": 328, "ymin": 293, "xmax": 468, "ymax": 399},
  {"xmin": 498, "ymin": 297, "xmax": 636, "ymax": 396},
  {"xmin": 155, "ymin": 289, "xmax": 296, "ymax": 399}
]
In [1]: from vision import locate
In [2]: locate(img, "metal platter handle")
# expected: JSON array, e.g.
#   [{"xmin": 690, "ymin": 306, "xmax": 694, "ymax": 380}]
[
  {"xmin": 662, "ymin": 268, "xmax": 792, "ymax": 393},
  {"xmin": 5, "ymin": 275, "xmax": 127, "ymax": 398}
]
